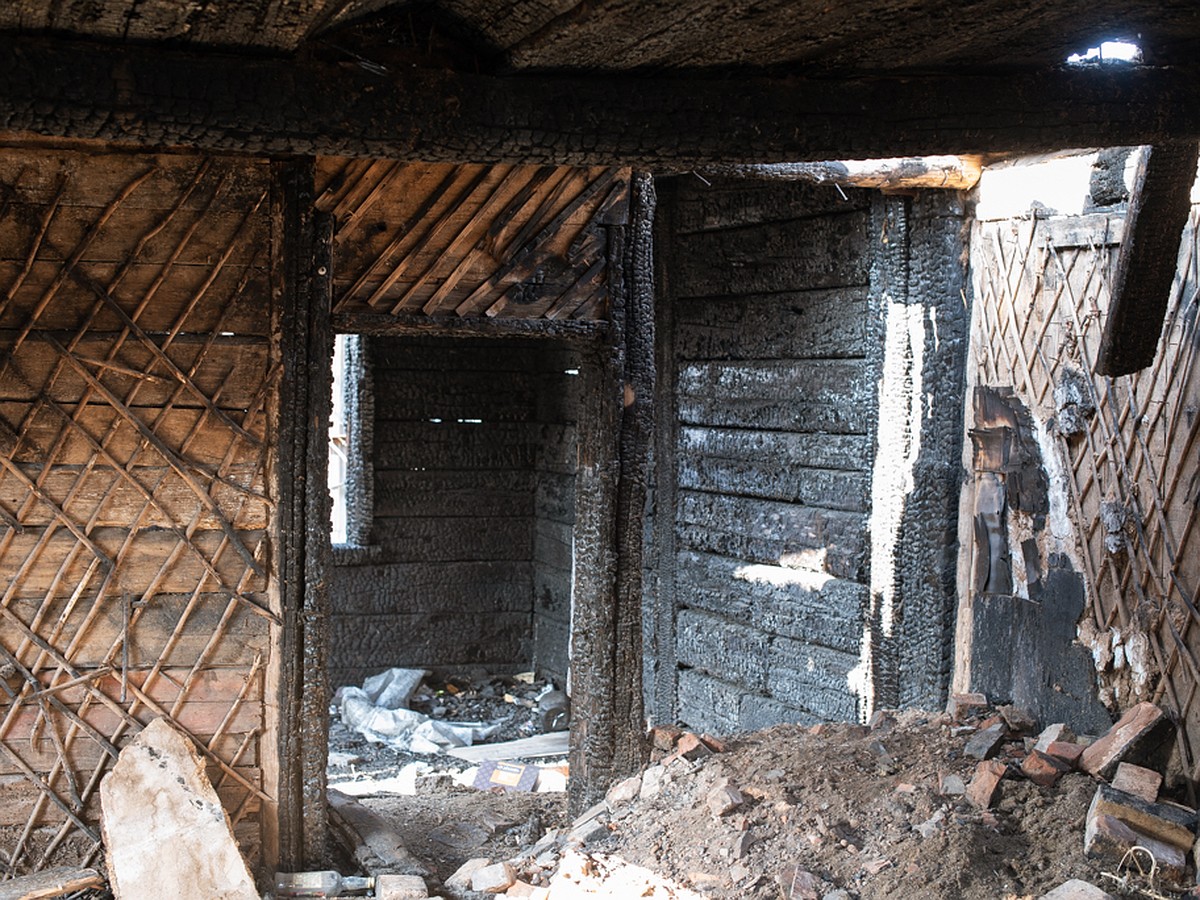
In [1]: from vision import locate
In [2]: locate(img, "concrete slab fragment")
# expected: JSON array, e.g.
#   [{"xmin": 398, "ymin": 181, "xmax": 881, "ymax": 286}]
[{"xmin": 100, "ymin": 717, "xmax": 257, "ymax": 900}]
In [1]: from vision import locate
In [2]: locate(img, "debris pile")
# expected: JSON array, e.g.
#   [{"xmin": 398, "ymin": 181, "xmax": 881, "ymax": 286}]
[
  {"xmin": 335, "ymin": 669, "xmax": 567, "ymax": 757},
  {"xmin": 406, "ymin": 697, "xmax": 1199, "ymax": 900}
]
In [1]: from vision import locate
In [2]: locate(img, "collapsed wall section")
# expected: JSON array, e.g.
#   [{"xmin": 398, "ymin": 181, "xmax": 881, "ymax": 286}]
[{"xmin": 960, "ymin": 154, "xmax": 1200, "ymax": 759}]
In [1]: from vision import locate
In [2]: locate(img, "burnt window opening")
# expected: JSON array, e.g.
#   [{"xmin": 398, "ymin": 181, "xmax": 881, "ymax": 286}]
[{"xmin": 330, "ymin": 333, "xmax": 376, "ymax": 554}]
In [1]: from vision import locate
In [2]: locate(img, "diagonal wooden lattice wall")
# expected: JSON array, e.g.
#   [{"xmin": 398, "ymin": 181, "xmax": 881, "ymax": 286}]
[
  {"xmin": 968, "ymin": 203, "xmax": 1200, "ymax": 781},
  {"xmin": 0, "ymin": 148, "xmax": 277, "ymax": 875},
  {"xmin": 315, "ymin": 159, "xmax": 630, "ymax": 324}
]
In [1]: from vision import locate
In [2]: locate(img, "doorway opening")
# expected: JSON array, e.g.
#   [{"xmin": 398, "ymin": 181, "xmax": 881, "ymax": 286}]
[{"xmin": 322, "ymin": 333, "xmax": 582, "ymax": 845}]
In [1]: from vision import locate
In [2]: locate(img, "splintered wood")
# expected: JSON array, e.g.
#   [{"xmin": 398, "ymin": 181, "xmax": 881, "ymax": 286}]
[
  {"xmin": 0, "ymin": 148, "xmax": 276, "ymax": 874},
  {"xmin": 315, "ymin": 160, "xmax": 630, "ymax": 326}
]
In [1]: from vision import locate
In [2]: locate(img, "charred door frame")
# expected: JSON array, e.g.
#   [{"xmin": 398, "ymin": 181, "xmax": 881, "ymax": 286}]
[{"xmin": 272, "ymin": 167, "xmax": 655, "ymax": 864}]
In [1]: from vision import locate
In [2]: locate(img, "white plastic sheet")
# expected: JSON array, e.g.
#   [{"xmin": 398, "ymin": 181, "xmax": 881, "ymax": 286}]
[{"xmin": 338, "ymin": 668, "xmax": 501, "ymax": 754}]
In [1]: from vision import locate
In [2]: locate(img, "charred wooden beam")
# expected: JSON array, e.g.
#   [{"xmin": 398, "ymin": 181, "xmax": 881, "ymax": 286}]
[
  {"xmin": 702, "ymin": 156, "xmax": 983, "ymax": 190},
  {"xmin": 1096, "ymin": 141, "xmax": 1199, "ymax": 375},
  {"xmin": 272, "ymin": 161, "xmax": 334, "ymax": 870},
  {"xmin": 2, "ymin": 35, "xmax": 1200, "ymax": 164},
  {"xmin": 332, "ymin": 311, "xmax": 607, "ymax": 342}
]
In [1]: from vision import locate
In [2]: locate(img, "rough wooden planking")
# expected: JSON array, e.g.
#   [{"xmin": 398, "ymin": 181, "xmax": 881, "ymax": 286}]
[
  {"xmin": 317, "ymin": 159, "xmax": 628, "ymax": 321},
  {"xmin": 0, "ymin": 147, "xmax": 276, "ymax": 872}
]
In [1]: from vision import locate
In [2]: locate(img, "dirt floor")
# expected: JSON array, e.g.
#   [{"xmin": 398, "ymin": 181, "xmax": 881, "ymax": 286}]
[{"xmin": 330, "ymin": 699, "xmax": 1185, "ymax": 899}]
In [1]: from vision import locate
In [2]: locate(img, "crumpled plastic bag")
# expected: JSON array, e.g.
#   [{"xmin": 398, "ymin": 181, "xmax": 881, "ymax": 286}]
[{"xmin": 338, "ymin": 667, "xmax": 503, "ymax": 754}]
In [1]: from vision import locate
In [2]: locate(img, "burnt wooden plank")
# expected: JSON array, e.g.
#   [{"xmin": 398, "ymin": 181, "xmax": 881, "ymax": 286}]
[
  {"xmin": 0, "ymin": 731, "xmax": 257, "ymax": 776},
  {"xmin": 677, "ymin": 359, "xmax": 874, "ymax": 434},
  {"xmin": 0, "ymin": 338, "xmax": 271, "ymax": 410},
  {"xmin": 4, "ymin": 36, "xmax": 1200, "ymax": 163},
  {"xmin": 0, "ymin": 463, "xmax": 267, "ymax": 529},
  {"xmin": 0, "ymin": 203, "xmax": 266, "ymax": 268},
  {"xmin": 331, "ymin": 561, "xmax": 533, "ymax": 615},
  {"xmin": 0, "ymin": 769, "xmax": 260, "ymax": 827},
  {"xmin": 673, "ymin": 210, "xmax": 869, "ymax": 298},
  {"xmin": 676, "ymin": 668, "xmax": 740, "ymax": 733},
  {"xmin": 373, "ymin": 470, "xmax": 536, "ymax": 518},
  {"xmin": 677, "ymin": 454, "xmax": 870, "ymax": 511},
  {"xmin": 328, "ymin": 612, "xmax": 532, "ymax": 672},
  {"xmin": 678, "ymin": 426, "xmax": 873, "ymax": 472},
  {"xmin": 0, "ymin": 149, "xmax": 269, "ymax": 211},
  {"xmin": 676, "ymin": 489, "xmax": 867, "ymax": 580},
  {"xmin": 676, "ymin": 549, "xmax": 868, "ymax": 653},
  {"xmin": 768, "ymin": 635, "xmax": 860, "ymax": 721},
  {"xmin": 372, "ymin": 370, "xmax": 540, "ymax": 423},
  {"xmin": 0, "ymin": 528, "xmax": 268, "ymax": 596},
  {"xmin": 674, "ymin": 179, "xmax": 870, "ymax": 233},
  {"xmin": 0, "ymin": 403, "xmax": 266, "ymax": 468},
  {"xmin": 0, "ymin": 262, "xmax": 272, "ymax": 336},
  {"xmin": 371, "ymin": 516, "xmax": 533, "ymax": 563},
  {"xmin": 673, "ymin": 289, "xmax": 870, "ymax": 360},
  {"xmin": 676, "ymin": 608, "xmax": 768, "ymax": 691},
  {"xmin": 1096, "ymin": 141, "xmax": 1200, "ymax": 375},
  {"xmin": 374, "ymin": 422, "xmax": 570, "ymax": 470}
]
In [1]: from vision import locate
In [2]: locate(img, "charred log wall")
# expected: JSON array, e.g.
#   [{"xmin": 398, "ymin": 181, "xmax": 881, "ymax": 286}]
[
  {"xmin": 652, "ymin": 177, "xmax": 876, "ymax": 731},
  {"xmin": 649, "ymin": 177, "xmax": 968, "ymax": 731}
]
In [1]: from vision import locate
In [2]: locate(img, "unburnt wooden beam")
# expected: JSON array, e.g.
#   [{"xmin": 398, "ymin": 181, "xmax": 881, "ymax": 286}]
[
  {"xmin": 702, "ymin": 156, "xmax": 983, "ymax": 190},
  {"xmin": 1096, "ymin": 141, "xmax": 1200, "ymax": 376},
  {"xmin": 2, "ymin": 35, "xmax": 1200, "ymax": 164}
]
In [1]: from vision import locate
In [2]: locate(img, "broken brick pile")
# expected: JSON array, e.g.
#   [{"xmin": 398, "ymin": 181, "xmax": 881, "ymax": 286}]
[{"xmin": 425, "ymin": 697, "xmax": 1200, "ymax": 900}]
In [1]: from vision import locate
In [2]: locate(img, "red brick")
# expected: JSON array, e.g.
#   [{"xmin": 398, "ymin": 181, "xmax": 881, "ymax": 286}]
[
  {"xmin": 1079, "ymin": 702, "xmax": 1173, "ymax": 780},
  {"xmin": 946, "ymin": 692, "xmax": 989, "ymax": 721},
  {"xmin": 1043, "ymin": 741, "xmax": 1084, "ymax": 768},
  {"xmin": 966, "ymin": 759, "xmax": 1006, "ymax": 809},
  {"xmin": 1021, "ymin": 750, "xmax": 1071, "ymax": 787},
  {"xmin": 649, "ymin": 725, "xmax": 682, "ymax": 751},
  {"xmin": 1110, "ymin": 762, "xmax": 1162, "ymax": 804}
]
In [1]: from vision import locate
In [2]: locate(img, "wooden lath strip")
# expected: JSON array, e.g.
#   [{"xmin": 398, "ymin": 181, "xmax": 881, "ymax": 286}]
[
  {"xmin": 387, "ymin": 164, "xmax": 529, "ymax": 314},
  {"xmin": 43, "ymin": 206, "xmax": 266, "ymax": 447},
  {"xmin": 0, "ymin": 373, "xmax": 275, "ymax": 622},
  {"xmin": 421, "ymin": 166, "xmax": 558, "ymax": 316},
  {"xmin": 334, "ymin": 160, "xmax": 406, "ymax": 236},
  {"xmin": 475, "ymin": 169, "xmax": 620, "ymax": 319},
  {"xmin": 45, "ymin": 335, "xmax": 265, "ymax": 580},
  {"xmin": 0, "ymin": 166, "xmax": 155, "ymax": 360},
  {"xmin": 1039, "ymin": 228, "xmax": 1195, "ymax": 769},
  {"xmin": 368, "ymin": 165, "xmax": 496, "ymax": 312},
  {"xmin": 0, "ymin": 174, "xmax": 67, "ymax": 322},
  {"xmin": 0, "ymin": 601, "xmax": 270, "ymax": 804},
  {"xmin": 335, "ymin": 165, "xmax": 460, "ymax": 311}
]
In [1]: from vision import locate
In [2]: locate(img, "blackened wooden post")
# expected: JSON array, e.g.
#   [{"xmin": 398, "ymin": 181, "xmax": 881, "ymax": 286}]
[
  {"xmin": 272, "ymin": 159, "xmax": 334, "ymax": 869},
  {"xmin": 1096, "ymin": 141, "xmax": 1199, "ymax": 375},
  {"xmin": 568, "ymin": 173, "xmax": 656, "ymax": 812}
]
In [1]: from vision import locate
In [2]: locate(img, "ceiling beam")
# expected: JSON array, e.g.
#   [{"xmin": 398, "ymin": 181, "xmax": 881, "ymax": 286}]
[
  {"xmin": 1095, "ymin": 141, "xmax": 1199, "ymax": 375},
  {"xmin": 2, "ymin": 35, "xmax": 1200, "ymax": 165}
]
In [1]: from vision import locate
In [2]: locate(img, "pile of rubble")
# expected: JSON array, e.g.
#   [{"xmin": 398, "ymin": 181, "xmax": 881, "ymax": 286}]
[
  {"xmin": 10, "ymin": 693, "xmax": 1200, "ymax": 900},
  {"xmin": 414, "ymin": 696, "xmax": 1198, "ymax": 900}
]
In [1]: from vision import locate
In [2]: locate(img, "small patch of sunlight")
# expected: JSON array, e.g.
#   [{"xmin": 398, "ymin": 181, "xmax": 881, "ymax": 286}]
[
  {"xmin": 550, "ymin": 850, "xmax": 707, "ymax": 899},
  {"xmin": 733, "ymin": 562, "xmax": 833, "ymax": 591},
  {"xmin": 776, "ymin": 547, "xmax": 830, "ymax": 574},
  {"xmin": 564, "ymin": 368, "xmax": 580, "ymax": 376},
  {"xmin": 457, "ymin": 418, "xmax": 483, "ymax": 424},
  {"xmin": 1067, "ymin": 40, "xmax": 1142, "ymax": 65},
  {"xmin": 975, "ymin": 152, "xmax": 1099, "ymax": 220},
  {"xmin": 847, "ymin": 623, "xmax": 874, "ymax": 722}
]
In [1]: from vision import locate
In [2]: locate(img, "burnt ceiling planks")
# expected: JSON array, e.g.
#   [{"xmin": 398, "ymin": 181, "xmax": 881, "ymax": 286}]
[{"xmin": 316, "ymin": 160, "xmax": 629, "ymax": 324}]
